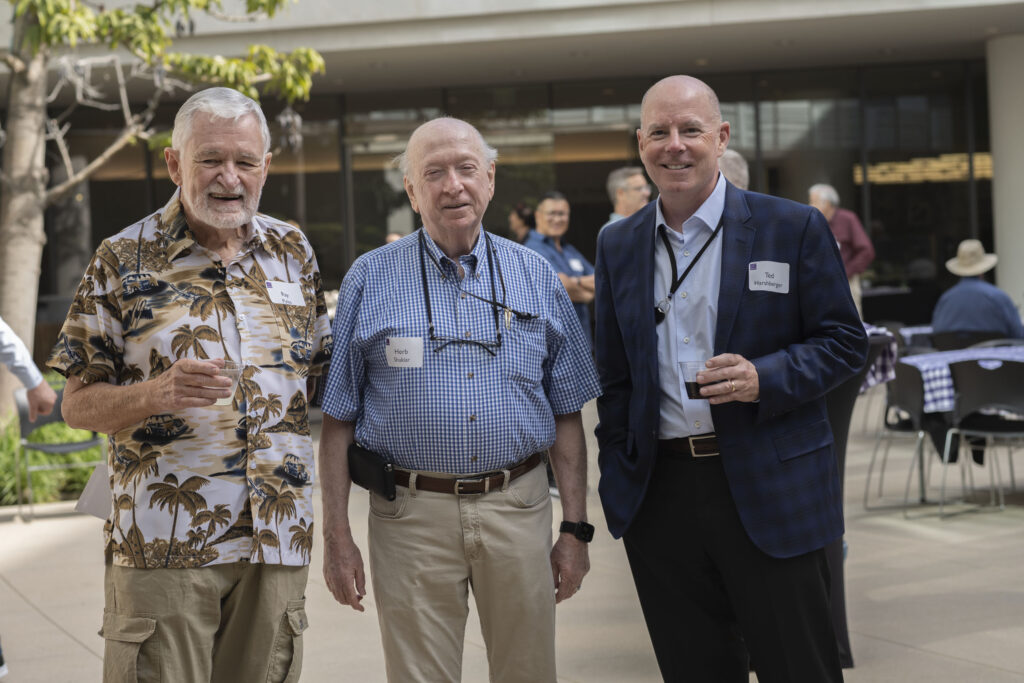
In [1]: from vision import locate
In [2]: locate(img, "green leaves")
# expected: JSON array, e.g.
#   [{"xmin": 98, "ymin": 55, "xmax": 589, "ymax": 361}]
[{"xmin": 9, "ymin": 0, "xmax": 323, "ymax": 102}]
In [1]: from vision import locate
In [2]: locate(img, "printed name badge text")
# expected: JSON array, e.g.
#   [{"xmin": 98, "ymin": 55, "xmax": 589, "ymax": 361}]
[
  {"xmin": 266, "ymin": 280, "xmax": 305, "ymax": 306},
  {"xmin": 386, "ymin": 337, "xmax": 424, "ymax": 368},
  {"xmin": 747, "ymin": 261, "xmax": 790, "ymax": 294}
]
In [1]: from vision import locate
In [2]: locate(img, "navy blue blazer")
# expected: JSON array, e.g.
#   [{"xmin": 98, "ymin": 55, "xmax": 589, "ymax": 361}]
[{"xmin": 593, "ymin": 182, "xmax": 868, "ymax": 559}]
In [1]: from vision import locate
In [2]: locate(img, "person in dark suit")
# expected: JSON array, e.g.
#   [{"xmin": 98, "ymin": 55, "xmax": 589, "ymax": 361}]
[{"xmin": 593, "ymin": 75, "xmax": 868, "ymax": 683}]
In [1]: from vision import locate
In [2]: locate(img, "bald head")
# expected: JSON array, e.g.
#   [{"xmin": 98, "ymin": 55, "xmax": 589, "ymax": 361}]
[
  {"xmin": 397, "ymin": 117, "xmax": 497, "ymax": 176},
  {"xmin": 640, "ymin": 75, "xmax": 721, "ymax": 128}
]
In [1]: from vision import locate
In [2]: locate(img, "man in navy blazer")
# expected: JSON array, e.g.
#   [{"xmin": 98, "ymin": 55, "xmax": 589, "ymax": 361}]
[{"xmin": 594, "ymin": 75, "xmax": 867, "ymax": 682}]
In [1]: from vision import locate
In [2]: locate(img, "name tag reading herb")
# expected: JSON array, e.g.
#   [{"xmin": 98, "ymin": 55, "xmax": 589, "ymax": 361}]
[
  {"xmin": 386, "ymin": 337, "xmax": 424, "ymax": 368},
  {"xmin": 568, "ymin": 258, "xmax": 585, "ymax": 273},
  {"xmin": 266, "ymin": 280, "xmax": 304, "ymax": 306},
  {"xmin": 747, "ymin": 261, "xmax": 790, "ymax": 294}
]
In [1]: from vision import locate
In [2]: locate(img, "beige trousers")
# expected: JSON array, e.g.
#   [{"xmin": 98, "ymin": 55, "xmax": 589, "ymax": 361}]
[
  {"xmin": 101, "ymin": 562, "xmax": 309, "ymax": 683},
  {"xmin": 849, "ymin": 273, "xmax": 863, "ymax": 318},
  {"xmin": 368, "ymin": 463, "xmax": 556, "ymax": 683}
]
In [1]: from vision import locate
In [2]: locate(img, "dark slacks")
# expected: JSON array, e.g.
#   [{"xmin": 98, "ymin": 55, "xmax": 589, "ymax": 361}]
[{"xmin": 623, "ymin": 447, "xmax": 844, "ymax": 683}]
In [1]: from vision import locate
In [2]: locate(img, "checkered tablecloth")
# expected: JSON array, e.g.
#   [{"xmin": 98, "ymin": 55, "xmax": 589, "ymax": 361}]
[
  {"xmin": 899, "ymin": 347, "xmax": 1024, "ymax": 413},
  {"xmin": 862, "ymin": 325, "xmax": 897, "ymax": 394}
]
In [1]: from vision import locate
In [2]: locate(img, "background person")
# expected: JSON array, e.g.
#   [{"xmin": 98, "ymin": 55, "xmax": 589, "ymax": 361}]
[
  {"xmin": 525, "ymin": 191, "xmax": 595, "ymax": 344},
  {"xmin": 602, "ymin": 166, "xmax": 651, "ymax": 228},
  {"xmin": 47, "ymin": 87, "xmax": 332, "ymax": 683},
  {"xmin": 931, "ymin": 238, "xmax": 1024, "ymax": 339},
  {"xmin": 319, "ymin": 117, "xmax": 601, "ymax": 683},
  {"xmin": 718, "ymin": 148, "xmax": 749, "ymax": 190},
  {"xmin": 594, "ymin": 75, "xmax": 866, "ymax": 682},
  {"xmin": 1, "ymin": 314, "xmax": 57, "ymax": 422},
  {"xmin": 808, "ymin": 182, "xmax": 875, "ymax": 317},
  {"xmin": 507, "ymin": 201, "xmax": 535, "ymax": 242}
]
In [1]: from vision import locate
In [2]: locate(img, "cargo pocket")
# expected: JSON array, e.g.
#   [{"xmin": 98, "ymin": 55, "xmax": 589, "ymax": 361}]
[
  {"xmin": 100, "ymin": 611, "xmax": 159, "ymax": 683},
  {"xmin": 266, "ymin": 599, "xmax": 309, "ymax": 683}
]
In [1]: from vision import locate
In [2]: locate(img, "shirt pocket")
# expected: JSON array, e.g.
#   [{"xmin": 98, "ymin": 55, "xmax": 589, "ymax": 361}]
[{"xmin": 501, "ymin": 317, "xmax": 548, "ymax": 389}]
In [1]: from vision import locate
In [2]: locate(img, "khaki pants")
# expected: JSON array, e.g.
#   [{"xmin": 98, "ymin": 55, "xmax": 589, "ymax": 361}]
[
  {"xmin": 101, "ymin": 562, "xmax": 309, "ymax": 683},
  {"xmin": 849, "ymin": 273, "xmax": 863, "ymax": 318},
  {"xmin": 368, "ymin": 464, "xmax": 556, "ymax": 683}
]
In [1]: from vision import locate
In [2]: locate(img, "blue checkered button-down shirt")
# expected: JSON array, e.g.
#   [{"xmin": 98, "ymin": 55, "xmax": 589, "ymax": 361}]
[{"xmin": 322, "ymin": 228, "xmax": 601, "ymax": 473}]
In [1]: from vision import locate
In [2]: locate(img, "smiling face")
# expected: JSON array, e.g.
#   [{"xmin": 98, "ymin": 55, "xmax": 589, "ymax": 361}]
[
  {"xmin": 638, "ymin": 76, "xmax": 729, "ymax": 213},
  {"xmin": 535, "ymin": 198, "xmax": 570, "ymax": 241},
  {"xmin": 164, "ymin": 112, "xmax": 271, "ymax": 235},
  {"xmin": 403, "ymin": 119, "xmax": 495, "ymax": 242}
]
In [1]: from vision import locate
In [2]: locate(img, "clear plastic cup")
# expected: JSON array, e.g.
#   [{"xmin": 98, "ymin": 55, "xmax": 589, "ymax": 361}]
[
  {"xmin": 681, "ymin": 361, "xmax": 707, "ymax": 400},
  {"xmin": 215, "ymin": 360, "xmax": 242, "ymax": 406}
]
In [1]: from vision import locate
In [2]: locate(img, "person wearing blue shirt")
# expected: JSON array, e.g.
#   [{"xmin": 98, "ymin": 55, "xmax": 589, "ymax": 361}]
[
  {"xmin": 524, "ymin": 192, "xmax": 595, "ymax": 343},
  {"xmin": 1, "ymin": 315, "xmax": 57, "ymax": 423},
  {"xmin": 318, "ymin": 117, "xmax": 601, "ymax": 683},
  {"xmin": 931, "ymin": 239, "xmax": 1024, "ymax": 339}
]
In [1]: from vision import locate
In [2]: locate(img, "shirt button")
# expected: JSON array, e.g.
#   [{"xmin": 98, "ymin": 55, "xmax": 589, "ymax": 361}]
[
  {"xmin": 680, "ymin": 292, "xmax": 687, "ymax": 299},
  {"xmin": 469, "ymin": 414, "xmax": 477, "ymax": 422},
  {"xmin": 461, "ymin": 293, "xmax": 467, "ymax": 299},
  {"xmin": 684, "ymin": 250, "xmax": 691, "ymax": 257},
  {"xmin": 695, "ymin": 421, "xmax": 702, "ymax": 429},
  {"xmin": 471, "ymin": 456, "xmax": 478, "ymax": 462},
  {"xmin": 249, "ymin": 460, "xmax": 257, "ymax": 469},
  {"xmin": 464, "ymin": 331, "xmax": 471, "ymax": 338},
  {"xmin": 467, "ymin": 372, "xmax": 474, "ymax": 379},
  {"xmin": 683, "ymin": 337, "xmax": 690, "ymax": 344},
  {"xmin": 238, "ymin": 314, "xmax": 246, "ymax": 322}
]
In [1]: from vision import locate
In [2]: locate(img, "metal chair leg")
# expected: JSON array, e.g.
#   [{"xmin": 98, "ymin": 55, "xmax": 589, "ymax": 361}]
[
  {"xmin": 15, "ymin": 445, "xmax": 23, "ymax": 520},
  {"xmin": 939, "ymin": 428, "xmax": 957, "ymax": 517}
]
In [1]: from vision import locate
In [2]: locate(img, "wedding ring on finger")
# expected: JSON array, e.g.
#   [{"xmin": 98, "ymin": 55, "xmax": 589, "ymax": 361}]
[{"xmin": 730, "ymin": 380, "xmax": 736, "ymax": 392}]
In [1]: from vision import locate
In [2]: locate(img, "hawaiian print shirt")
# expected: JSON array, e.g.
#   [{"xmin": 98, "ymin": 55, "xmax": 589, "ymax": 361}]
[{"xmin": 48, "ymin": 192, "xmax": 332, "ymax": 569}]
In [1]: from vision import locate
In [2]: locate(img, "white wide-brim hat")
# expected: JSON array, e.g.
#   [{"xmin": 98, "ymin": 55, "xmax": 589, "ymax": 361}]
[{"xmin": 946, "ymin": 239, "xmax": 997, "ymax": 277}]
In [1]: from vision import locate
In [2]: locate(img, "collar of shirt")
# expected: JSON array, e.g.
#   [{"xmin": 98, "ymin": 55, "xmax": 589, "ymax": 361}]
[
  {"xmin": 653, "ymin": 171, "xmax": 727, "ymax": 439},
  {"xmin": 420, "ymin": 225, "xmax": 487, "ymax": 282}
]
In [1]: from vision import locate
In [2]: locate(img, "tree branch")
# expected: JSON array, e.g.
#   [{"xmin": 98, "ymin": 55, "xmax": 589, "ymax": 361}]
[
  {"xmin": 3, "ymin": 53, "xmax": 26, "ymax": 74},
  {"xmin": 45, "ymin": 122, "xmax": 142, "ymax": 205}
]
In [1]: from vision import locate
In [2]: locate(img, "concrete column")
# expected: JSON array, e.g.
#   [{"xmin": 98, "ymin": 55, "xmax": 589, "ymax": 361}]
[{"xmin": 987, "ymin": 34, "xmax": 1024, "ymax": 312}]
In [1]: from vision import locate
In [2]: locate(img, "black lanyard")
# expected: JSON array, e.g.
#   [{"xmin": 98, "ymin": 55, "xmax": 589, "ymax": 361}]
[{"xmin": 654, "ymin": 217, "xmax": 724, "ymax": 325}]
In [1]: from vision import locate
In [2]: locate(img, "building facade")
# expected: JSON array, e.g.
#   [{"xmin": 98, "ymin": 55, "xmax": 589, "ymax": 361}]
[{"xmin": 5, "ymin": 0, "xmax": 1024, "ymax": 326}]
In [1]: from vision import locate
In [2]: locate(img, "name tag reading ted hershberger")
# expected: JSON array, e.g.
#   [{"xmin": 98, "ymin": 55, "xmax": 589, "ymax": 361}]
[
  {"xmin": 385, "ymin": 337, "xmax": 424, "ymax": 368},
  {"xmin": 266, "ymin": 280, "xmax": 305, "ymax": 305},
  {"xmin": 747, "ymin": 261, "xmax": 790, "ymax": 294}
]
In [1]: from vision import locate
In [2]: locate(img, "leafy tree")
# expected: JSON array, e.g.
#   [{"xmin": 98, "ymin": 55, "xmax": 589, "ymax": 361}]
[{"xmin": 0, "ymin": 0, "xmax": 325, "ymax": 419}]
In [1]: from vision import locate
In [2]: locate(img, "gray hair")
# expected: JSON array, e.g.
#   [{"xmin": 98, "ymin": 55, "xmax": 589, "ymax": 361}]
[
  {"xmin": 172, "ymin": 87, "xmax": 271, "ymax": 154},
  {"xmin": 809, "ymin": 183, "xmax": 840, "ymax": 207},
  {"xmin": 392, "ymin": 117, "xmax": 498, "ymax": 175},
  {"xmin": 606, "ymin": 166, "xmax": 645, "ymax": 203},
  {"xmin": 719, "ymin": 149, "xmax": 749, "ymax": 190}
]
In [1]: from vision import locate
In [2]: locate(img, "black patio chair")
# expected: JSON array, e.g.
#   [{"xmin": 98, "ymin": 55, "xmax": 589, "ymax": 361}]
[
  {"xmin": 939, "ymin": 360, "xmax": 1024, "ymax": 516},
  {"xmin": 931, "ymin": 330, "xmax": 1005, "ymax": 351}
]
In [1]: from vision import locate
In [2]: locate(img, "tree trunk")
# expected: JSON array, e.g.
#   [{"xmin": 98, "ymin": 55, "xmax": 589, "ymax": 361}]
[{"xmin": 0, "ymin": 11, "xmax": 50, "ymax": 420}]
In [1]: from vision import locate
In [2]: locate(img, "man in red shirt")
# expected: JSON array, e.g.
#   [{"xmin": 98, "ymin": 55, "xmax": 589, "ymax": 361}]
[{"xmin": 809, "ymin": 183, "xmax": 875, "ymax": 316}]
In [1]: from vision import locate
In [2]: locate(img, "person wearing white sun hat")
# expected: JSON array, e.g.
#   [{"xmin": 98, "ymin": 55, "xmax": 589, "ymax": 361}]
[{"xmin": 931, "ymin": 238, "xmax": 1024, "ymax": 339}]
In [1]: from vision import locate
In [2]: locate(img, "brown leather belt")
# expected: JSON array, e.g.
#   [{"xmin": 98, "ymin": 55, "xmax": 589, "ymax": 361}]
[
  {"xmin": 393, "ymin": 452, "xmax": 544, "ymax": 495},
  {"xmin": 659, "ymin": 434, "xmax": 720, "ymax": 458}
]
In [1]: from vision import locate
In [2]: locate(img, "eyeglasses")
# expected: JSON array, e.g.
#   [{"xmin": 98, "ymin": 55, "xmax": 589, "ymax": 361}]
[{"xmin": 418, "ymin": 230, "xmax": 537, "ymax": 356}]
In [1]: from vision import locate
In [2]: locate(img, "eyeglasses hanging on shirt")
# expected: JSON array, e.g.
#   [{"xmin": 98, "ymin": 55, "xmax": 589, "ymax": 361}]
[
  {"xmin": 418, "ymin": 230, "xmax": 538, "ymax": 356},
  {"xmin": 654, "ymin": 217, "xmax": 724, "ymax": 325}
]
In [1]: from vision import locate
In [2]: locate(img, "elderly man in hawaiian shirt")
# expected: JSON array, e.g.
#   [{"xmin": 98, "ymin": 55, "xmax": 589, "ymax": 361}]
[{"xmin": 48, "ymin": 87, "xmax": 332, "ymax": 683}]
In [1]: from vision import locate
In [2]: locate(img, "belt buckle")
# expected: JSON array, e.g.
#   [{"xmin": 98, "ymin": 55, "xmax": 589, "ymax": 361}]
[
  {"xmin": 688, "ymin": 434, "xmax": 719, "ymax": 457},
  {"xmin": 453, "ymin": 475, "xmax": 487, "ymax": 495}
]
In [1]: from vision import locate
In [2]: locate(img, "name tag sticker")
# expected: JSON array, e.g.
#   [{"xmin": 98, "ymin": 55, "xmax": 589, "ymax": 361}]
[
  {"xmin": 568, "ymin": 258, "xmax": 585, "ymax": 273},
  {"xmin": 748, "ymin": 261, "xmax": 790, "ymax": 293},
  {"xmin": 386, "ymin": 337, "xmax": 424, "ymax": 368},
  {"xmin": 266, "ymin": 280, "xmax": 304, "ymax": 306}
]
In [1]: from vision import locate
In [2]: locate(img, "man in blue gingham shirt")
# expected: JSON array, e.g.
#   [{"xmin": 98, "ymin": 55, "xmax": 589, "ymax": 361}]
[{"xmin": 319, "ymin": 117, "xmax": 600, "ymax": 683}]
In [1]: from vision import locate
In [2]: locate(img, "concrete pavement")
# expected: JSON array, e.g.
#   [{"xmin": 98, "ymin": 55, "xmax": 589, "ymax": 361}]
[{"xmin": 3, "ymin": 395, "xmax": 1024, "ymax": 681}]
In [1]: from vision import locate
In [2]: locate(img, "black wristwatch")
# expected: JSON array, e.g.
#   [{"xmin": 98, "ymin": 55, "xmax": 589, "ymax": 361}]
[{"xmin": 559, "ymin": 521, "xmax": 595, "ymax": 543}]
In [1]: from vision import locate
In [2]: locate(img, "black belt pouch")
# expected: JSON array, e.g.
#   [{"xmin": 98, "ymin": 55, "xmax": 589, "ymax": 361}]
[{"xmin": 348, "ymin": 442, "xmax": 396, "ymax": 501}]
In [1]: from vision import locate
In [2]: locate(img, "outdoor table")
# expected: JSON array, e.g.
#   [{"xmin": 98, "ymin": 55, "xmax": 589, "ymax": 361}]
[
  {"xmin": 899, "ymin": 324, "xmax": 933, "ymax": 347},
  {"xmin": 862, "ymin": 325, "xmax": 897, "ymax": 393},
  {"xmin": 899, "ymin": 347, "xmax": 1024, "ymax": 413}
]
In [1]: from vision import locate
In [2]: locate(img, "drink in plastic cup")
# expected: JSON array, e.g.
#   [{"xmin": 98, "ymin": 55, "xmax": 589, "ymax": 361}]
[
  {"xmin": 215, "ymin": 360, "xmax": 242, "ymax": 406},
  {"xmin": 681, "ymin": 361, "xmax": 707, "ymax": 400}
]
